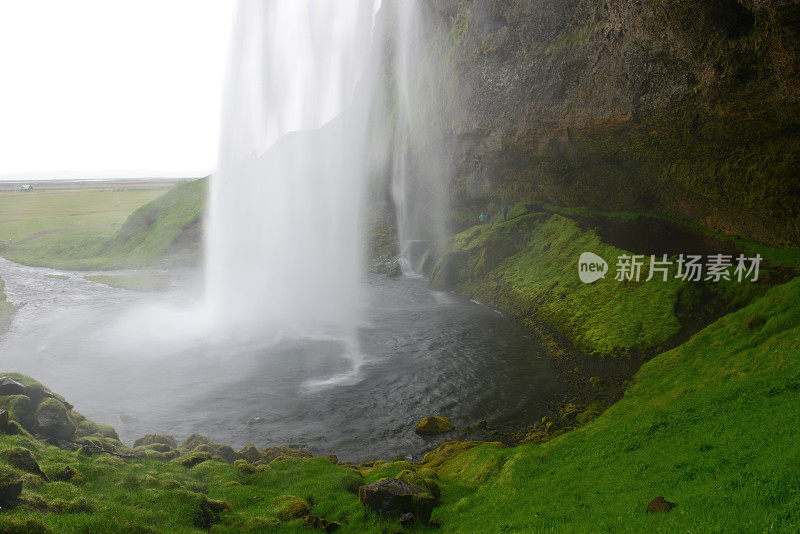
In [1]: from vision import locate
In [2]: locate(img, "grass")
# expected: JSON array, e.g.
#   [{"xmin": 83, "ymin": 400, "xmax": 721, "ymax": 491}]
[
  {"xmin": 84, "ymin": 274, "xmax": 172, "ymax": 292},
  {"xmin": 0, "ymin": 179, "xmax": 205, "ymax": 270},
  {"xmin": 0, "ymin": 276, "xmax": 16, "ymax": 334},
  {"xmin": 425, "ymin": 275, "xmax": 800, "ymax": 532},
  {"xmin": 433, "ymin": 214, "xmax": 687, "ymax": 355},
  {"xmin": 2, "ymin": 276, "xmax": 800, "ymax": 531}
]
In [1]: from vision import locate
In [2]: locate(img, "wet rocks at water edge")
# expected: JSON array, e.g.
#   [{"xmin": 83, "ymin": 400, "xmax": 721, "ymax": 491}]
[
  {"xmin": 414, "ymin": 415, "xmax": 454, "ymax": 435},
  {"xmin": 358, "ymin": 478, "xmax": 436, "ymax": 526},
  {"xmin": 647, "ymin": 496, "xmax": 676, "ymax": 514}
]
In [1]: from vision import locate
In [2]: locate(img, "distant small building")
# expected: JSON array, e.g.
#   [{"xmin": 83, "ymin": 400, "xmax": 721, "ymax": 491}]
[{"xmin": 19, "ymin": 184, "xmax": 33, "ymax": 191}]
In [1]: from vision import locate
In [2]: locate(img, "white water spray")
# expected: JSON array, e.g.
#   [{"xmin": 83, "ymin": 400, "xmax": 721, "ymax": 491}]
[{"xmin": 205, "ymin": 0, "xmax": 378, "ymax": 338}]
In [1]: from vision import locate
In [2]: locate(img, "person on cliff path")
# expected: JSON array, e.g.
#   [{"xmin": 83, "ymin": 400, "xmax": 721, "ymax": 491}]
[
  {"xmin": 502, "ymin": 205, "xmax": 509, "ymax": 221},
  {"xmin": 478, "ymin": 212, "xmax": 485, "ymax": 224},
  {"xmin": 485, "ymin": 209, "xmax": 491, "ymax": 223}
]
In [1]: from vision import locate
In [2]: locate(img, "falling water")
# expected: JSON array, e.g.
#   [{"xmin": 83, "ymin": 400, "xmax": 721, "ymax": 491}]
[
  {"xmin": 205, "ymin": 0, "xmax": 378, "ymax": 338},
  {"xmin": 379, "ymin": 1, "xmax": 455, "ymax": 274}
]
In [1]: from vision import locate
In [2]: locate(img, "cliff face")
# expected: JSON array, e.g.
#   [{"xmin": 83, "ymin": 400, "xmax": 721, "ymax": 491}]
[{"xmin": 413, "ymin": 0, "xmax": 800, "ymax": 246}]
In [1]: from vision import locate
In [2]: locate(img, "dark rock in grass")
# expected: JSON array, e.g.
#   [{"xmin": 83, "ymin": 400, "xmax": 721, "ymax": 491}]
[
  {"xmin": 0, "ymin": 376, "xmax": 26, "ymax": 396},
  {"xmin": 57, "ymin": 440, "xmax": 82, "ymax": 451},
  {"xmin": 0, "ymin": 447, "xmax": 48, "ymax": 481},
  {"xmin": 193, "ymin": 496, "xmax": 231, "ymax": 530},
  {"xmin": 35, "ymin": 398, "xmax": 76, "ymax": 441},
  {"xmin": 0, "ymin": 409, "xmax": 8, "ymax": 432},
  {"xmin": 646, "ymin": 496, "xmax": 676, "ymax": 514},
  {"xmin": 358, "ymin": 478, "xmax": 435, "ymax": 526},
  {"xmin": 414, "ymin": 415, "xmax": 454, "ymax": 435},
  {"xmin": 305, "ymin": 514, "xmax": 341, "ymax": 532},
  {"xmin": 53, "ymin": 466, "xmax": 76, "ymax": 482},
  {"xmin": 179, "ymin": 452, "xmax": 213, "ymax": 468},
  {"xmin": 179, "ymin": 434, "xmax": 243, "ymax": 463},
  {"xmin": 134, "ymin": 434, "xmax": 178, "ymax": 449},
  {"xmin": 239, "ymin": 444, "xmax": 260, "ymax": 464},
  {"xmin": 0, "ymin": 469, "xmax": 23, "ymax": 507},
  {"xmin": 260, "ymin": 446, "xmax": 313, "ymax": 463}
]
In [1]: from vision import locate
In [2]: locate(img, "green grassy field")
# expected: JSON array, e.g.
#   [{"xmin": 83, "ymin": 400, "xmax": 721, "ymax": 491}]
[{"xmin": 0, "ymin": 179, "xmax": 203, "ymax": 270}]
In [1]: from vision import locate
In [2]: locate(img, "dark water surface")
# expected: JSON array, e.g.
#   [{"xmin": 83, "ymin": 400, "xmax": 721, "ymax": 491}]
[{"xmin": 0, "ymin": 259, "xmax": 566, "ymax": 461}]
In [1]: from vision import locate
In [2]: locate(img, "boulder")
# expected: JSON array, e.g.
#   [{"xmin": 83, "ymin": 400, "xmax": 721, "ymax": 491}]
[
  {"xmin": 260, "ymin": 446, "xmax": 313, "ymax": 463},
  {"xmin": 358, "ymin": 478, "xmax": 436, "ymax": 525},
  {"xmin": 179, "ymin": 452, "xmax": 212, "ymax": 468},
  {"xmin": 179, "ymin": 434, "xmax": 243, "ymax": 463},
  {"xmin": 0, "ymin": 395, "xmax": 34, "ymax": 429},
  {"xmin": 646, "ymin": 496, "xmax": 676, "ymax": 514},
  {"xmin": 134, "ymin": 434, "xmax": 178, "ymax": 449},
  {"xmin": 304, "ymin": 514, "xmax": 341, "ymax": 532},
  {"xmin": 414, "ymin": 415, "xmax": 455, "ymax": 435},
  {"xmin": 35, "ymin": 398, "xmax": 75, "ymax": 441},
  {"xmin": 53, "ymin": 466, "xmax": 77, "ymax": 482},
  {"xmin": 239, "ymin": 444, "xmax": 260, "ymax": 463},
  {"xmin": 0, "ymin": 469, "xmax": 23, "ymax": 507},
  {"xmin": 0, "ymin": 447, "xmax": 48, "ymax": 481},
  {"xmin": 0, "ymin": 376, "xmax": 26, "ymax": 396}
]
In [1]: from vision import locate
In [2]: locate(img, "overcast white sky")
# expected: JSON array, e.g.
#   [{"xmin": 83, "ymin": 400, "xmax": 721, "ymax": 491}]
[{"xmin": 0, "ymin": 0, "xmax": 236, "ymax": 180}]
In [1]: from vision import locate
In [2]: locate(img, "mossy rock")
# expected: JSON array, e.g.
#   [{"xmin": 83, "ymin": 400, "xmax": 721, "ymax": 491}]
[
  {"xmin": 179, "ymin": 434, "xmax": 243, "ymax": 463},
  {"xmin": 414, "ymin": 415, "xmax": 455, "ymax": 435},
  {"xmin": 192, "ymin": 495, "xmax": 231, "ymax": 530},
  {"xmin": 0, "ymin": 447, "xmax": 48, "ymax": 481},
  {"xmin": 358, "ymin": 478, "xmax": 435, "ymax": 525},
  {"xmin": 260, "ymin": 446, "xmax": 313, "ymax": 463},
  {"xmin": 0, "ymin": 395, "xmax": 34, "ymax": 429},
  {"xmin": 0, "ymin": 465, "xmax": 23, "ymax": 506},
  {"xmin": 134, "ymin": 434, "xmax": 177, "ymax": 449},
  {"xmin": 73, "ymin": 420, "xmax": 119, "ymax": 441},
  {"xmin": 273, "ymin": 495, "xmax": 311, "ymax": 521},
  {"xmin": 34, "ymin": 398, "xmax": 75, "ymax": 441},
  {"xmin": 239, "ymin": 444, "xmax": 260, "ymax": 463},
  {"xmin": 178, "ymin": 452, "xmax": 212, "ymax": 468},
  {"xmin": 234, "ymin": 459, "xmax": 257, "ymax": 474},
  {"xmin": 397, "ymin": 469, "xmax": 441, "ymax": 503}
]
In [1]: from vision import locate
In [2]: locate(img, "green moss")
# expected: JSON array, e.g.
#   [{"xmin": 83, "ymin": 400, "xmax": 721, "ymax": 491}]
[
  {"xmin": 433, "ymin": 213, "xmax": 688, "ymax": 355},
  {"xmin": 414, "ymin": 415, "xmax": 455, "ymax": 435},
  {"xmin": 0, "ymin": 396, "xmax": 34, "ymax": 429}
]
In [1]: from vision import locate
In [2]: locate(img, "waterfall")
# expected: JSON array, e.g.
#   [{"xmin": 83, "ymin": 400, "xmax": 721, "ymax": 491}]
[
  {"xmin": 379, "ymin": 1, "xmax": 454, "ymax": 275},
  {"xmin": 205, "ymin": 0, "xmax": 378, "ymax": 337}
]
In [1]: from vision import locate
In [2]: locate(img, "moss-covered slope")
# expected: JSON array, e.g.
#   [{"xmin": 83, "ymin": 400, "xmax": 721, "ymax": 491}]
[{"xmin": 430, "ymin": 211, "xmax": 788, "ymax": 356}]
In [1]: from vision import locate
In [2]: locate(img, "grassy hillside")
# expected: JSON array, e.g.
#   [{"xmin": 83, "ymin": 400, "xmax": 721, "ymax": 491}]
[
  {"xmin": 429, "ymin": 211, "xmax": 791, "ymax": 356},
  {"xmin": 0, "ymin": 181, "xmax": 174, "ymax": 270},
  {"xmin": 0, "ymin": 179, "xmax": 206, "ymax": 270},
  {"xmin": 100, "ymin": 178, "xmax": 206, "ymax": 268},
  {"xmin": 426, "ymin": 275, "xmax": 800, "ymax": 532}
]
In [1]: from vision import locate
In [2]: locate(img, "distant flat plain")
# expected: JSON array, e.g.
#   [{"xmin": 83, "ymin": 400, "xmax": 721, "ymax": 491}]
[{"xmin": 0, "ymin": 178, "xmax": 188, "ymax": 269}]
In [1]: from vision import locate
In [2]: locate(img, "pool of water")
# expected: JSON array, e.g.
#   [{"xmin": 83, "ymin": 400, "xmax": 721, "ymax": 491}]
[{"xmin": 0, "ymin": 258, "xmax": 566, "ymax": 462}]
